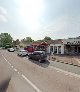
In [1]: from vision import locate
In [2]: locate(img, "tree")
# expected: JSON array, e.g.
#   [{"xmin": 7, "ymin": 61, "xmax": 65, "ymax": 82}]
[
  {"xmin": 15, "ymin": 39, "xmax": 20, "ymax": 45},
  {"xmin": 0, "ymin": 33, "xmax": 13, "ymax": 47},
  {"xmin": 13, "ymin": 39, "xmax": 20, "ymax": 46},
  {"xmin": 26, "ymin": 37, "xmax": 33, "ymax": 43},
  {"xmin": 43, "ymin": 36, "xmax": 52, "ymax": 41},
  {"xmin": 21, "ymin": 37, "xmax": 34, "ymax": 44}
]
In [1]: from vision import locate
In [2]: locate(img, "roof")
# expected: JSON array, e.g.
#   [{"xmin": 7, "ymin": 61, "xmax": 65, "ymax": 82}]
[
  {"xmin": 51, "ymin": 39, "xmax": 63, "ymax": 44},
  {"xmin": 31, "ymin": 40, "xmax": 63, "ymax": 45},
  {"xmin": 32, "ymin": 40, "xmax": 54, "ymax": 46},
  {"xmin": 32, "ymin": 42, "xmax": 41, "ymax": 46}
]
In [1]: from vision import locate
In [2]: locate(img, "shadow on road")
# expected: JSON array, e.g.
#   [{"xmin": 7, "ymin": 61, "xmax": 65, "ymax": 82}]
[
  {"xmin": 18, "ymin": 56, "xmax": 50, "ymax": 68},
  {"xmin": 0, "ymin": 77, "xmax": 11, "ymax": 92},
  {"xmin": 28, "ymin": 59, "xmax": 50, "ymax": 68}
]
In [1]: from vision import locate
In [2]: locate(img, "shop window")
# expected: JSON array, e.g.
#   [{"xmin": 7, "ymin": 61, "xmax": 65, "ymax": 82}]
[
  {"xmin": 54, "ymin": 46, "xmax": 57, "ymax": 54},
  {"xmin": 58, "ymin": 46, "xmax": 61, "ymax": 54},
  {"xmin": 50, "ymin": 46, "xmax": 53, "ymax": 52}
]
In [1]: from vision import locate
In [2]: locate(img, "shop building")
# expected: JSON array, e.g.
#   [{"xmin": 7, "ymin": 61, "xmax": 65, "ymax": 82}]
[{"xmin": 49, "ymin": 38, "xmax": 80, "ymax": 55}]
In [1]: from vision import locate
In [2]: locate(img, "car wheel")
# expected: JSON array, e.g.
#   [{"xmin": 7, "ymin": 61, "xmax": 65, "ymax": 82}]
[
  {"xmin": 20, "ymin": 54, "xmax": 23, "ymax": 56},
  {"xmin": 28, "ymin": 56, "xmax": 31, "ymax": 59}
]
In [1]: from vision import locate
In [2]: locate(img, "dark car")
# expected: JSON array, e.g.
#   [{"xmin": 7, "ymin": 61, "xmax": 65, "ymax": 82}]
[{"xmin": 28, "ymin": 51, "xmax": 47, "ymax": 63}]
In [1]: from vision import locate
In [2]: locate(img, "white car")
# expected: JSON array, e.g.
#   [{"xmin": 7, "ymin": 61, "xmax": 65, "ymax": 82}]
[
  {"xmin": 8, "ymin": 48, "xmax": 15, "ymax": 52},
  {"xmin": 18, "ymin": 50, "xmax": 28, "ymax": 56}
]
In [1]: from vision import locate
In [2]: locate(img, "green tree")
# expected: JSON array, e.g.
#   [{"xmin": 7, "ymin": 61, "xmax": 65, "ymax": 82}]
[
  {"xmin": 13, "ymin": 39, "xmax": 20, "ymax": 46},
  {"xmin": 43, "ymin": 36, "xmax": 52, "ymax": 41},
  {"xmin": 26, "ymin": 37, "xmax": 33, "ymax": 43},
  {"xmin": 0, "ymin": 33, "xmax": 13, "ymax": 47},
  {"xmin": 21, "ymin": 37, "xmax": 33, "ymax": 44}
]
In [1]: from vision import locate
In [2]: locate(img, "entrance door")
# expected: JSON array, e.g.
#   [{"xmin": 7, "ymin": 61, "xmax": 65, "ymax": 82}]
[
  {"xmin": 71, "ymin": 46, "xmax": 75, "ymax": 54},
  {"xmin": 78, "ymin": 47, "xmax": 80, "ymax": 54}
]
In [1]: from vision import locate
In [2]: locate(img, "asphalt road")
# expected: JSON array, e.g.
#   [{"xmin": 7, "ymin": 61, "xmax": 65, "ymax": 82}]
[
  {"xmin": 50, "ymin": 60, "xmax": 80, "ymax": 75},
  {"xmin": 0, "ymin": 50, "xmax": 80, "ymax": 92}
]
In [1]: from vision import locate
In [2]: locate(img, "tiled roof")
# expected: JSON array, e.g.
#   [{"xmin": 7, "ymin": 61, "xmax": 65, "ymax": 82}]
[
  {"xmin": 32, "ymin": 39, "xmax": 63, "ymax": 45},
  {"xmin": 51, "ymin": 39, "xmax": 63, "ymax": 44}
]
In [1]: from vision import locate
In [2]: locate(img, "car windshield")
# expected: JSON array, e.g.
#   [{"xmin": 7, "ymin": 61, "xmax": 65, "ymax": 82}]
[
  {"xmin": 20, "ymin": 50, "xmax": 26, "ymax": 52},
  {"xmin": 22, "ymin": 51, "xmax": 26, "ymax": 52}
]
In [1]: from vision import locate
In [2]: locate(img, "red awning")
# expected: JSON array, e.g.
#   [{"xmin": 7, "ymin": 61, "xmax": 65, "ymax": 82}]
[{"xmin": 40, "ymin": 42, "xmax": 48, "ymax": 46}]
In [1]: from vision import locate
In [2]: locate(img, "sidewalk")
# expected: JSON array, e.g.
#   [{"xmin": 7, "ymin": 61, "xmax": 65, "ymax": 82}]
[{"xmin": 48, "ymin": 54, "xmax": 80, "ymax": 67}]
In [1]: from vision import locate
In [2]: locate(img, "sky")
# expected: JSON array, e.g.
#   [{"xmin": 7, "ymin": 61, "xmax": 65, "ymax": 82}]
[{"xmin": 0, "ymin": 0, "xmax": 80, "ymax": 40}]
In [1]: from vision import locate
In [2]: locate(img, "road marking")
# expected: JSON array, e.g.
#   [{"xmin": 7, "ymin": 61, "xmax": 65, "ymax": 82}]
[
  {"xmin": 49, "ymin": 66, "xmax": 80, "ymax": 79},
  {"xmin": 2, "ymin": 54, "xmax": 42, "ymax": 92},
  {"xmin": 14, "ymin": 68, "xmax": 18, "ymax": 72},
  {"xmin": 8, "ymin": 62, "xmax": 11, "ymax": 65},
  {"xmin": 17, "ymin": 72, "xmax": 20, "ymax": 74},
  {"xmin": 2, "ymin": 55, "xmax": 7, "ymax": 62},
  {"xmin": 22, "ymin": 74, "xmax": 42, "ymax": 92},
  {"xmin": 65, "ymin": 73, "xmax": 68, "ymax": 75},
  {"xmin": 11, "ymin": 66, "xmax": 13, "ymax": 68},
  {"xmin": 2, "ymin": 54, "xmax": 12, "ymax": 66}
]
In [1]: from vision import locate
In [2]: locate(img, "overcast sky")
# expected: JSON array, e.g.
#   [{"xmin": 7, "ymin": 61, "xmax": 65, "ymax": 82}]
[{"xmin": 0, "ymin": 0, "xmax": 80, "ymax": 40}]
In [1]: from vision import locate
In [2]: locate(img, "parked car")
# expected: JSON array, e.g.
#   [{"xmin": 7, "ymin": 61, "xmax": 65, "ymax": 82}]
[
  {"xmin": 7, "ymin": 48, "xmax": 15, "ymax": 52},
  {"xmin": 18, "ymin": 50, "xmax": 28, "ymax": 56},
  {"xmin": 28, "ymin": 51, "xmax": 47, "ymax": 63}
]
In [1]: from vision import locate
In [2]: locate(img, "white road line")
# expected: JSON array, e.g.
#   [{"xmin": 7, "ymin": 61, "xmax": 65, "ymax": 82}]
[
  {"xmin": 11, "ymin": 66, "xmax": 13, "ymax": 68},
  {"xmin": 17, "ymin": 72, "xmax": 20, "ymax": 74},
  {"xmin": 2, "ymin": 54, "xmax": 12, "ymax": 66},
  {"xmin": 65, "ymin": 73, "xmax": 68, "ymax": 75},
  {"xmin": 49, "ymin": 66, "xmax": 80, "ymax": 79},
  {"xmin": 8, "ymin": 62, "xmax": 11, "ymax": 65},
  {"xmin": 13, "ymin": 68, "xmax": 18, "ymax": 72},
  {"xmin": 2, "ymin": 55, "xmax": 7, "ymax": 62},
  {"xmin": 2, "ymin": 54, "xmax": 42, "ymax": 92},
  {"xmin": 22, "ymin": 74, "xmax": 42, "ymax": 92}
]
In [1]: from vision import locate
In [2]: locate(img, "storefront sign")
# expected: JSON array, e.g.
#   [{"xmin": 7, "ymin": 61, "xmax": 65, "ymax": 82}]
[{"xmin": 67, "ymin": 41, "xmax": 80, "ymax": 45}]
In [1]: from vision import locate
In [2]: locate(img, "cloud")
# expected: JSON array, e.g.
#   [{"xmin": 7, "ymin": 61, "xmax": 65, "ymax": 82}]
[{"xmin": 0, "ymin": 6, "xmax": 8, "ymax": 23}]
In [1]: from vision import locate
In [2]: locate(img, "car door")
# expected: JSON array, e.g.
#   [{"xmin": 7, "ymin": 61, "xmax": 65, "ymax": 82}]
[
  {"xmin": 30, "ymin": 53, "xmax": 35, "ymax": 60},
  {"xmin": 35, "ymin": 52, "xmax": 41, "ymax": 61},
  {"xmin": 33, "ymin": 52, "xmax": 37, "ymax": 60}
]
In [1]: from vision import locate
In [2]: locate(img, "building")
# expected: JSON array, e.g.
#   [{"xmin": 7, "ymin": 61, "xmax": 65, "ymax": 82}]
[
  {"xmin": 32, "ymin": 41, "xmax": 48, "ymax": 51},
  {"xmin": 31, "ymin": 40, "xmax": 54, "ymax": 52},
  {"xmin": 49, "ymin": 37, "xmax": 80, "ymax": 55}
]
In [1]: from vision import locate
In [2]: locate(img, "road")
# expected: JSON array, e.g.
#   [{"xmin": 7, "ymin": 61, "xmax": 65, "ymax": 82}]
[
  {"xmin": 50, "ymin": 60, "xmax": 80, "ymax": 75},
  {"xmin": 0, "ymin": 50, "xmax": 80, "ymax": 92}
]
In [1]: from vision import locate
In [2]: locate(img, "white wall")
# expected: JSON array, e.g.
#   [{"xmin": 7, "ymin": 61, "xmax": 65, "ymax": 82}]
[
  {"xmin": 61, "ymin": 45, "xmax": 64, "ymax": 54},
  {"xmin": 46, "ymin": 45, "xmax": 50, "ymax": 53},
  {"xmin": 49, "ymin": 44, "xmax": 64, "ymax": 54}
]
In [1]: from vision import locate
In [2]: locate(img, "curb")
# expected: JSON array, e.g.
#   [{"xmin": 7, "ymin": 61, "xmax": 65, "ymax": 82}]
[
  {"xmin": 50, "ymin": 57, "xmax": 80, "ymax": 67},
  {"xmin": 64, "ymin": 62, "xmax": 68, "ymax": 64},
  {"xmin": 68, "ymin": 63, "xmax": 73, "ymax": 65}
]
